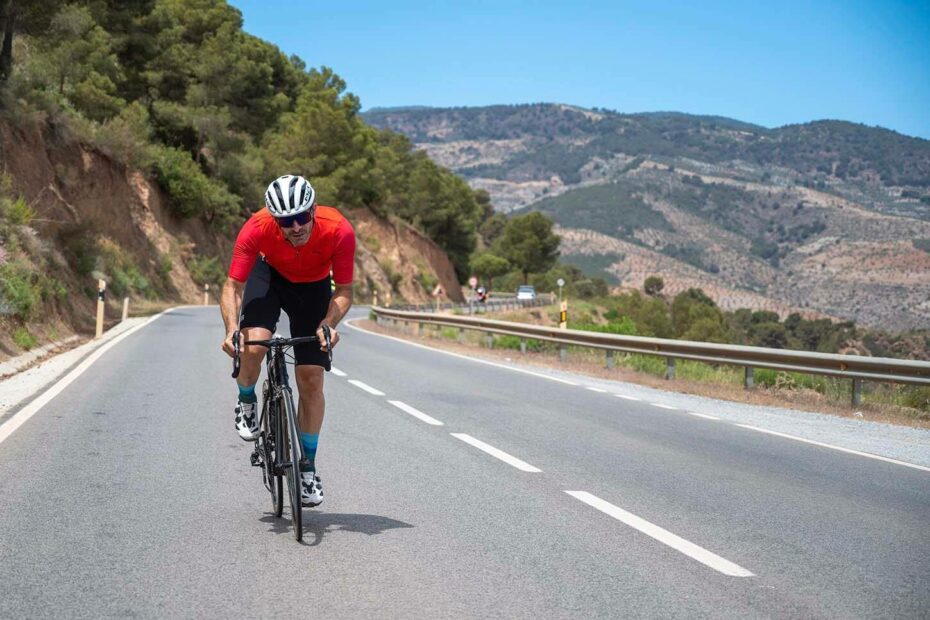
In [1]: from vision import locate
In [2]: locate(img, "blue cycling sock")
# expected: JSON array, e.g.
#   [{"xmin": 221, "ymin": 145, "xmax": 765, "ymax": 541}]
[
  {"xmin": 238, "ymin": 383, "xmax": 257, "ymax": 404},
  {"xmin": 299, "ymin": 433, "xmax": 319, "ymax": 472}
]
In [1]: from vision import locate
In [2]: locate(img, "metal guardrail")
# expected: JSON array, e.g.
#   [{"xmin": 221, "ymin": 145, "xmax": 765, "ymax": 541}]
[
  {"xmin": 371, "ymin": 307, "xmax": 930, "ymax": 406},
  {"xmin": 388, "ymin": 295, "xmax": 551, "ymax": 314}
]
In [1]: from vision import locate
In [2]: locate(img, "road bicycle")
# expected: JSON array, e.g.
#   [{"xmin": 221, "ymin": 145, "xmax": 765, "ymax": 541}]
[{"xmin": 232, "ymin": 326, "xmax": 332, "ymax": 542}]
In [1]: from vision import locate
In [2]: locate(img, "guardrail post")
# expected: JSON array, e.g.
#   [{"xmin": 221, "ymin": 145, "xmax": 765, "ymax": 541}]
[
  {"xmin": 485, "ymin": 332, "xmax": 493, "ymax": 348},
  {"xmin": 606, "ymin": 350, "xmax": 614, "ymax": 369},
  {"xmin": 665, "ymin": 357, "xmax": 676, "ymax": 380},
  {"xmin": 458, "ymin": 328, "xmax": 465, "ymax": 344},
  {"xmin": 559, "ymin": 344, "xmax": 567, "ymax": 363},
  {"xmin": 520, "ymin": 338, "xmax": 527, "ymax": 354},
  {"xmin": 95, "ymin": 279, "xmax": 106, "ymax": 338},
  {"xmin": 852, "ymin": 378, "xmax": 862, "ymax": 407},
  {"xmin": 417, "ymin": 322, "xmax": 424, "ymax": 336},
  {"xmin": 744, "ymin": 367, "xmax": 754, "ymax": 389}
]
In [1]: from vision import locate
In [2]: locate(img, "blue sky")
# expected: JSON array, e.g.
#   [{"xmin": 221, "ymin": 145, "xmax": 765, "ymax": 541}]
[{"xmin": 227, "ymin": 1, "xmax": 930, "ymax": 139}]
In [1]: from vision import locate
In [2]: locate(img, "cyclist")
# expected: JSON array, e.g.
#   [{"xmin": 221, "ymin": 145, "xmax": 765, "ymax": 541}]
[{"xmin": 220, "ymin": 174, "xmax": 356, "ymax": 507}]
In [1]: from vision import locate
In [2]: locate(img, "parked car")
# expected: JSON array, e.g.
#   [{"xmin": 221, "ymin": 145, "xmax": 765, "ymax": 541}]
[{"xmin": 516, "ymin": 285, "xmax": 537, "ymax": 301}]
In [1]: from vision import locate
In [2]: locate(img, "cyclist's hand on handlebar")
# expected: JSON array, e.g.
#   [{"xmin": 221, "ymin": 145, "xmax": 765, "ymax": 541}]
[
  {"xmin": 222, "ymin": 329, "xmax": 240, "ymax": 357},
  {"xmin": 317, "ymin": 322, "xmax": 338, "ymax": 351}
]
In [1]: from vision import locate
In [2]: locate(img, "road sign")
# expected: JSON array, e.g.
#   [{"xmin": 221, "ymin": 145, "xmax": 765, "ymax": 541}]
[
  {"xmin": 432, "ymin": 284, "xmax": 444, "ymax": 297},
  {"xmin": 556, "ymin": 278, "xmax": 565, "ymax": 287}
]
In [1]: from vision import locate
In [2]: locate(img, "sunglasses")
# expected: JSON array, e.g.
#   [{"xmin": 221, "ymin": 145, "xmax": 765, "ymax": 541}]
[{"xmin": 274, "ymin": 210, "xmax": 314, "ymax": 228}]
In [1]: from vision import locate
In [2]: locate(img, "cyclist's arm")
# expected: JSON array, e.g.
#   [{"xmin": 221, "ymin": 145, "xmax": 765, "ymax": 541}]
[
  {"xmin": 322, "ymin": 283, "xmax": 353, "ymax": 329},
  {"xmin": 220, "ymin": 277, "xmax": 246, "ymax": 356}
]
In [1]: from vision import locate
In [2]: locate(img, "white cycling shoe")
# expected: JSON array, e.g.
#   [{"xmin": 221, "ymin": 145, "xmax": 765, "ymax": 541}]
[
  {"xmin": 235, "ymin": 401, "xmax": 259, "ymax": 441},
  {"xmin": 300, "ymin": 470, "xmax": 323, "ymax": 507}
]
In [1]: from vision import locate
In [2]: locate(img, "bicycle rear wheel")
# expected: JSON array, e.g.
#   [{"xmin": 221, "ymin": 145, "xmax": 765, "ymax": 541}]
[
  {"xmin": 280, "ymin": 388, "xmax": 303, "ymax": 541},
  {"xmin": 261, "ymin": 395, "xmax": 283, "ymax": 517}
]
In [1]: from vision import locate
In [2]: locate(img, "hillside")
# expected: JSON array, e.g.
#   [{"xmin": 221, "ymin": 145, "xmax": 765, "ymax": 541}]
[
  {"xmin": 0, "ymin": 116, "xmax": 461, "ymax": 361},
  {"xmin": 363, "ymin": 104, "xmax": 930, "ymax": 329},
  {"xmin": 0, "ymin": 0, "xmax": 475, "ymax": 360}
]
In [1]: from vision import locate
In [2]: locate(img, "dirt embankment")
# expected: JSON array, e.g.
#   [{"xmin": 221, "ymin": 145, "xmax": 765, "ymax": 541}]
[{"xmin": 0, "ymin": 117, "xmax": 461, "ymax": 361}]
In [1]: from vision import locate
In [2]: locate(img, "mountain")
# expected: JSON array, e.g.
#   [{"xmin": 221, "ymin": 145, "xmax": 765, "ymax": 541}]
[{"xmin": 363, "ymin": 104, "xmax": 930, "ymax": 330}]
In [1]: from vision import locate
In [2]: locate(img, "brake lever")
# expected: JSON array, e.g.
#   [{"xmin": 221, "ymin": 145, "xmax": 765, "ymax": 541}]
[
  {"xmin": 231, "ymin": 329, "xmax": 241, "ymax": 379},
  {"xmin": 321, "ymin": 324, "xmax": 333, "ymax": 367}
]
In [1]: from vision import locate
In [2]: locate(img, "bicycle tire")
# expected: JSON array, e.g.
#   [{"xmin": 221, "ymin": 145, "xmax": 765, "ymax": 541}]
[
  {"xmin": 261, "ymin": 394, "xmax": 283, "ymax": 517},
  {"xmin": 281, "ymin": 388, "xmax": 303, "ymax": 541}
]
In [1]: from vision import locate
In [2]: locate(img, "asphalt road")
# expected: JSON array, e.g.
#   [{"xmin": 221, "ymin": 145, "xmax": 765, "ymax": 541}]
[{"xmin": 1, "ymin": 306, "xmax": 928, "ymax": 618}]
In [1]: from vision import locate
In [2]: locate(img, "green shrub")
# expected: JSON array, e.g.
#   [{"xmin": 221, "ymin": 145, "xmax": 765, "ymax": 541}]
[
  {"xmin": 187, "ymin": 254, "xmax": 225, "ymax": 290},
  {"xmin": 899, "ymin": 387, "xmax": 930, "ymax": 412},
  {"xmin": 623, "ymin": 354, "xmax": 666, "ymax": 376},
  {"xmin": 150, "ymin": 145, "xmax": 240, "ymax": 223},
  {"xmin": 13, "ymin": 327, "xmax": 37, "ymax": 350},
  {"xmin": 157, "ymin": 254, "xmax": 174, "ymax": 281},
  {"xmin": 0, "ymin": 263, "xmax": 40, "ymax": 320},
  {"xmin": 0, "ymin": 196, "xmax": 36, "ymax": 225}
]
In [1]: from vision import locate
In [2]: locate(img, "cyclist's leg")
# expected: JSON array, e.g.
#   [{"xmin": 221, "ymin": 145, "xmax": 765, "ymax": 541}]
[
  {"xmin": 280, "ymin": 275, "xmax": 331, "ymax": 468},
  {"xmin": 238, "ymin": 259, "xmax": 281, "ymax": 383}
]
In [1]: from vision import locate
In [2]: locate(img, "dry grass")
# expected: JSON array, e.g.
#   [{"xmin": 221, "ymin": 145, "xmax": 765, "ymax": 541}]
[{"xmin": 360, "ymin": 318, "xmax": 930, "ymax": 430}]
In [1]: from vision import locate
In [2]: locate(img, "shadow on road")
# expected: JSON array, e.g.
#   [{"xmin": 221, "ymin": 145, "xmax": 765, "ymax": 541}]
[{"xmin": 259, "ymin": 512, "xmax": 414, "ymax": 546}]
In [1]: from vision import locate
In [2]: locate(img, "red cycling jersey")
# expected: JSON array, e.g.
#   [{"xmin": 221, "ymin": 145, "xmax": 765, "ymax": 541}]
[{"xmin": 228, "ymin": 206, "xmax": 356, "ymax": 285}]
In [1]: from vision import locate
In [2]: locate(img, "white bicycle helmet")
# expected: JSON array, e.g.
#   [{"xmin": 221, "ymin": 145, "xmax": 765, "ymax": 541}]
[{"xmin": 264, "ymin": 174, "xmax": 315, "ymax": 216}]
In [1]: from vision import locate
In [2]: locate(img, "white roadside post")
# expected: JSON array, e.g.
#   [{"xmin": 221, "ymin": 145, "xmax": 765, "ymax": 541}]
[
  {"xmin": 203, "ymin": 283, "xmax": 209, "ymax": 305},
  {"xmin": 95, "ymin": 279, "xmax": 106, "ymax": 338},
  {"xmin": 121, "ymin": 297, "xmax": 129, "ymax": 322}
]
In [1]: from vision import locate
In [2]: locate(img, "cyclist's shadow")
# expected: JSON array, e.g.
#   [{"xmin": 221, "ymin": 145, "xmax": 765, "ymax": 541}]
[{"xmin": 260, "ymin": 512, "xmax": 414, "ymax": 546}]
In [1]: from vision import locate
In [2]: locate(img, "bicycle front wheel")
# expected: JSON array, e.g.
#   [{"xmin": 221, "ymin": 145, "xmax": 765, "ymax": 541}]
[
  {"xmin": 262, "ymin": 396, "xmax": 283, "ymax": 518},
  {"xmin": 280, "ymin": 388, "xmax": 303, "ymax": 541}
]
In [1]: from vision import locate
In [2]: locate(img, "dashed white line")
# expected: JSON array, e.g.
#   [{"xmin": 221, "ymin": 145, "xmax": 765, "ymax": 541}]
[
  {"xmin": 348, "ymin": 379, "xmax": 385, "ymax": 396},
  {"xmin": 735, "ymin": 424, "xmax": 930, "ymax": 473},
  {"xmin": 586, "ymin": 387, "xmax": 608, "ymax": 393},
  {"xmin": 652, "ymin": 403, "xmax": 679, "ymax": 410},
  {"xmin": 450, "ymin": 433, "xmax": 542, "ymax": 472},
  {"xmin": 565, "ymin": 491, "xmax": 755, "ymax": 577},
  {"xmin": 686, "ymin": 411, "xmax": 720, "ymax": 420},
  {"xmin": 330, "ymin": 367, "xmax": 347, "ymax": 377},
  {"xmin": 388, "ymin": 400, "xmax": 444, "ymax": 426},
  {"xmin": 616, "ymin": 394, "xmax": 641, "ymax": 401}
]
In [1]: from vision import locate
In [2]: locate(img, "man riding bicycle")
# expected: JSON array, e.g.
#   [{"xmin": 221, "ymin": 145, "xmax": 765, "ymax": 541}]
[{"xmin": 220, "ymin": 174, "xmax": 356, "ymax": 507}]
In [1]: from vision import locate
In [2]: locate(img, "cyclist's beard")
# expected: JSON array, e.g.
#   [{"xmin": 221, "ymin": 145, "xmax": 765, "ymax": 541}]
[{"xmin": 283, "ymin": 224, "xmax": 312, "ymax": 246}]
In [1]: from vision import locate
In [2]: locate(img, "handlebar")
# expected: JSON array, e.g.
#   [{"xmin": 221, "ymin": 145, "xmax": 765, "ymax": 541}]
[{"xmin": 231, "ymin": 325, "xmax": 333, "ymax": 379}]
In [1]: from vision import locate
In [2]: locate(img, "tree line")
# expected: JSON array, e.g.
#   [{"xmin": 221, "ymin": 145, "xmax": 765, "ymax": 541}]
[{"xmin": 0, "ymin": 0, "xmax": 492, "ymax": 277}]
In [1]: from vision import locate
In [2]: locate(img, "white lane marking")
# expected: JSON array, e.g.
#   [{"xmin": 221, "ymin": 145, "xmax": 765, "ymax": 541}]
[
  {"xmin": 450, "ymin": 433, "xmax": 542, "ymax": 472},
  {"xmin": 388, "ymin": 400, "xmax": 444, "ymax": 426},
  {"xmin": 330, "ymin": 367, "xmax": 347, "ymax": 377},
  {"xmin": 345, "ymin": 319, "xmax": 579, "ymax": 386},
  {"xmin": 586, "ymin": 387, "xmax": 608, "ymax": 393},
  {"xmin": 686, "ymin": 411, "xmax": 720, "ymax": 420},
  {"xmin": 0, "ymin": 309, "xmax": 175, "ymax": 446},
  {"xmin": 653, "ymin": 403, "xmax": 678, "ymax": 410},
  {"xmin": 616, "ymin": 394, "xmax": 641, "ymax": 401},
  {"xmin": 735, "ymin": 424, "xmax": 930, "ymax": 473},
  {"xmin": 565, "ymin": 491, "xmax": 755, "ymax": 577},
  {"xmin": 348, "ymin": 379, "xmax": 385, "ymax": 396}
]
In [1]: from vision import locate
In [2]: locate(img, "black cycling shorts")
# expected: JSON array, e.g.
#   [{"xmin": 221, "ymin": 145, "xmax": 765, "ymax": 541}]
[{"xmin": 239, "ymin": 258, "xmax": 332, "ymax": 370}]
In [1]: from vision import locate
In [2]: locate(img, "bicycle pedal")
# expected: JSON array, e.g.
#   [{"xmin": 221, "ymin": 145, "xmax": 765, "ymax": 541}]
[{"xmin": 249, "ymin": 451, "xmax": 262, "ymax": 467}]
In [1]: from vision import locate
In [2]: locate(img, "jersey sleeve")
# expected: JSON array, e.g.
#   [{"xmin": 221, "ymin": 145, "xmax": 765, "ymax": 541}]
[
  {"xmin": 228, "ymin": 216, "xmax": 261, "ymax": 282},
  {"xmin": 331, "ymin": 217, "xmax": 356, "ymax": 285}
]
